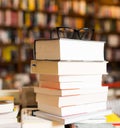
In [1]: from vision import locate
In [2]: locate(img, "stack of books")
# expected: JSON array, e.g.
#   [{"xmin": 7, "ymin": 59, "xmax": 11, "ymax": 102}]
[
  {"xmin": 21, "ymin": 108, "xmax": 64, "ymax": 128},
  {"xmin": 0, "ymin": 90, "xmax": 20, "ymax": 125},
  {"xmin": 31, "ymin": 38, "xmax": 112, "ymax": 124}
]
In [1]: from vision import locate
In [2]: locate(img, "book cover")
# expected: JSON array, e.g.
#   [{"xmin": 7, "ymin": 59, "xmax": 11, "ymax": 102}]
[
  {"xmin": 31, "ymin": 60, "xmax": 108, "ymax": 75},
  {"xmin": 34, "ymin": 38, "xmax": 105, "ymax": 61}
]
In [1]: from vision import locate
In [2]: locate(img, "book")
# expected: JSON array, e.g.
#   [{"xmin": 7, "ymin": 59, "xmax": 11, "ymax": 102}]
[
  {"xmin": 34, "ymin": 86, "xmax": 108, "ymax": 96},
  {"xmin": 39, "ymin": 74, "xmax": 103, "ymax": 82},
  {"xmin": 34, "ymin": 86, "xmax": 81, "ymax": 96},
  {"xmin": 28, "ymin": 0, "xmax": 36, "ymax": 11},
  {"xmin": 39, "ymin": 80, "xmax": 105, "ymax": 89},
  {"xmin": 22, "ymin": 116, "xmax": 65, "ymax": 128},
  {"xmin": 21, "ymin": 108, "xmax": 64, "ymax": 128},
  {"xmin": 74, "ymin": 116, "xmax": 107, "ymax": 123},
  {"xmin": 67, "ymin": 123, "xmax": 114, "ymax": 128},
  {"xmin": 33, "ymin": 109, "xmax": 112, "ymax": 124},
  {"xmin": 31, "ymin": 60, "xmax": 107, "ymax": 75},
  {"xmin": 107, "ymin": 34, "xmax": 119, "ymax": 47},
  {"xmin": 11, "ymin": 11, "xmax": 18, "ymax": 26},
  {"xmin": 0, "ymin": 11, "xmax": 4, "ymax": 25},
  {"xmin": 0, "ymin": 101, "xmax": 14, "ymax": 113},
  {"xmin": 0, "ymin": 105, "xmax": 19, "ymax": 126},
  {"xmin": 0, "ymin": 89, "xmax": 20, "ymax": 104},
  {"xmin": 36, "ymin": 0, "xmax": 45, "ymax": 10},
  {"xmin": 105, "ymin": 47, "xmax": 120, "ymax": 62},
  {"xmin": 20, "ymin": 0, "xmax": 28, "ymax": 10},
  {"xmin": 5, "ymin": 10, "xmax": 11, "ymax": 26},
  {"xmin": 0, "ymin": 96, "xmax": 14, "ymax": 101},
  {"xmin": 36, "ymin": 93, "xmax": 108, "ymax": 107},
  {"xmin": 37, "ymin": 101, "xmax": 107, "ymax": 116},
  {"xmin": 0, "ymin": 105, "xmax": 19, "ymax": 119},
  {"xmin": 34, "ymin": 38, "xmax": 105, "ymax": 61},
  {"xmin": 0, "ymin": 123, "xmax": 21, "ymax": 128},
  {"xmin": 2, "ymin": 45, "xmax": 18, "ymax": 62},
  {"xmin": 24, "ymin": 12, "xmax": 31, "ymax": 27},
  {"xmin": 0, "ymin": 118, "xmax": 18, "ymax": 125},
  {"xmin": 0, "ymin": 105, "xmax": 20, "ymax": 124}
]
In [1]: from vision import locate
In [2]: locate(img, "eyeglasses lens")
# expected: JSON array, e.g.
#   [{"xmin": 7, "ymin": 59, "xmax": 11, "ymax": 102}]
[
  {"xmin": 58, "ymin": 28, "xmax": 74, "ymax": 38},
  {"xmin": 78, "ymin": 28, "xmax": 93, "ymax": 40}
]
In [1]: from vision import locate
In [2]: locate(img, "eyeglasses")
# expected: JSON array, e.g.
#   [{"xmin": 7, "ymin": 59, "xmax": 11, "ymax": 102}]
[{"xmin": 50, "ymin": 27, "xmax": 94, "ymax": 40}]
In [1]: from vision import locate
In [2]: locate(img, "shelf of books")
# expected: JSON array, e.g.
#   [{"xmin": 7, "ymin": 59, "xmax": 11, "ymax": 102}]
[
  {"xmin": 0, "ymin": 0, "xmax": 120, "ymax": 91},
  {"xmin": 94, "ymin": 0, "xmax": 120, "ymax": 76}
]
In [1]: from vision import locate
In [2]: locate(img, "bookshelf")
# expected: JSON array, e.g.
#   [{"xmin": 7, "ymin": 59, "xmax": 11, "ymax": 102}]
[
  {"xmin": 0, "ymin": 0, "xmax": 120, "ymax": 89},
  {"xmin": 93, "ymin": 0, "xmax": 120, "ymax": 89},
  {"xmin": 94, "ymin": 0, "xmax": 120, "ymax": 64}
]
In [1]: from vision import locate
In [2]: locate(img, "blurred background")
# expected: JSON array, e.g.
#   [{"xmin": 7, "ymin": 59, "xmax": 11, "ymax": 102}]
[{"xmin": 0, "ymin": 0, "xmax": 120, "ymax": 100}]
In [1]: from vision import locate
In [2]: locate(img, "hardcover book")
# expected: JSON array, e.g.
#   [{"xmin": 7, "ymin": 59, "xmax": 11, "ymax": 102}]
[
  {"xmin": 21, "ymin": 108, "xmax": 64, "ymax": 128},
  {"xmin": 39, "ymin": 74, "xmax": 103, "ymax": 82},
  {"xmin": 34, "ymin": 86, "xmax": 108, "ymax": 96},
  {"xmin": 0, "ymin": 105, "xmax": 19, "ymax": 118},
  {"xmin": 34, "ymin": 86, "xmax": 81, "ymax": 96},
  {"xmin": 36, "ymin": 93, "xmax": 108, "ymax": 107},
  {"xmin": 34, "ymin": 38, "xmax": 105, "ymax": 61},
  {"xmin": 0, "ymin": 101, "xmax": 14, "ymax": 113},
  {"xmin": 31, "ymin": 60, "xmax": 108, "ymax": 75},
  {"xmin": 33, "ymin": 109, "xmax": 112, "ymax": 125},
  {"xmin": 37, "ymin": 101, "xmax": 107, "ymax": 116},
  {"xmin": 39, "ymin": 80, "xmax": 106, "ymax": 89},
  {"xmin": 0, "ymin": 89, "xmax": 20, "ymax": 104}
]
